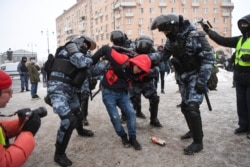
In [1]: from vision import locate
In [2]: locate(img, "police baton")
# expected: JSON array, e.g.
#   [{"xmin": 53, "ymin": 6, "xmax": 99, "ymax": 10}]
[
  {"xmin": 90, "ymin": 87, "xmax": 101, "ymax": 100},
  {"xmin": 204, "ymin": 92, "xmax": 212, "ymax": 111}
]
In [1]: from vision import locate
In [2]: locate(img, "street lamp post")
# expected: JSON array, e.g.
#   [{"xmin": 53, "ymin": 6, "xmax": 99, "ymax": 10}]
[
  {"xmin": 27, "ymin": 43, "xmax": 36, "ymax": 57},
  {"xmin": 41, "ymin": 29, "xmax": 54, "ymax": 54}
]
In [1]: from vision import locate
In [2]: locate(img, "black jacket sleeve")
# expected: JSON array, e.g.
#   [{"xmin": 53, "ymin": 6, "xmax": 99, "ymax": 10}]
[{"xmin": 207, "ymin": 30, "xmax": 240, "ymax": 48}]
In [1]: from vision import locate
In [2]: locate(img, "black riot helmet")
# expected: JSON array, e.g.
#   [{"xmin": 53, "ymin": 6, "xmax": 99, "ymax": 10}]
[
  {"xmin": 150, "ymin": 14, "xmax": 183, "ymax": 35},
  {"xmin": 71, "ymin": 35, "xmax": 97, "ymax": 51},
  {"xmin": 135, "ymin": 35, "xmax": 154, "ymax": 54},
  {"xmin": 110, "ymin": 30, "xmax": 128, "ymax": 46},
  {"xmin": 237, "ymin": 14, "xmax": 250, "ymax": 35}
]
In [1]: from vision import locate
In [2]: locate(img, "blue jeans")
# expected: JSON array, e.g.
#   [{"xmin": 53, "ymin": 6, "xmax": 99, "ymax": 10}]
[
  {"xmin": 20, "ymin": 74, "xmax": 29, "ymax": 89},
  {"xmin": 102, "ymin": 88, "xmax": 136, "ymax": 138},
  {"xmin": 31, "ymin": 82, "xmax": 38, "ymax": 96}
]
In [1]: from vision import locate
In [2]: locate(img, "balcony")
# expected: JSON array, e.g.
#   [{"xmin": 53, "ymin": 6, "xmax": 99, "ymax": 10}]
[
  {"xmin": 114, "ymin": 1, "xmax": 136, "ymax": 9},
  {"xmin": 125, "ymin": 13, "xmax": 134, "ymax": 17},
  {"xmin": 159, "ymin": 2, "xmax": 167, "ymax": 7},
  {"xmin": 221, "ymin": 2, "xmax": 234, "ymax": 8},
  {"xmin": 191, "ymin": 2, "xmax": 199, "ymax": 6}
]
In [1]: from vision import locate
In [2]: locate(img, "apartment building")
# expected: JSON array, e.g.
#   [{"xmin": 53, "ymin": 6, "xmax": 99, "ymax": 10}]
[{"xmin": 56, "ymin": 0, "xmax": 234, "ymax": 54}]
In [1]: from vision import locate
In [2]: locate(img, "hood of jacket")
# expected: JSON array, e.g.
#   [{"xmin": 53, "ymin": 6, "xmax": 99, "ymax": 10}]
[{"xmin": 129, "ymin": 54, "xmax": 151, "ymax": 73}]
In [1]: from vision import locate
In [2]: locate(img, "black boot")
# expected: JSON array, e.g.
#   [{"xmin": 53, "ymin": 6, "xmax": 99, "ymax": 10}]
[
  {"xmin": 181, "ymin": 105, "xmax": 192, "ymax": 140},
  {"xmin": 184, "ymin": 142, "xmax": 203, "ymax": 155},
  {"xmin": 150, "ymin": 118, "xmax": 162, "ymax": 127},
  {"xmin": 54, "ymin": 142, "xmax": 73, "ymax": 166},
  {"xmin": 77, "ymin": 127, "xmax": 94, "ymax": 137},
  {"xmin": 149, "ymin": 96, "xmax": 162, "ymax": 127},
  {"xmin": 183, "ymin": 110, "xmax": 203, "ymax": 155},
  {"xmin": 54, "ymin": 153, "xmax": 72, "ymax": 167},
  {"xmin": 136, "ymin": 111, "xmax": 146, "ymax": 119},
  {"xmin": 131, "ymin": 95, "xmax": 146, "ymax": 119},
  {"xmin": 129, "ymin": 137, "xmax": 142, "ymax": 150},
  {"xmin": 181, "ymin": 131, "xmax": 192, "ymax": 140},
  {"xmin": 20, "ymin": 88, "xmax": 24, "ymax": 92},
  {"xmin": 121, "ymin": 134, "xmax": 131, "ymax": 148}
]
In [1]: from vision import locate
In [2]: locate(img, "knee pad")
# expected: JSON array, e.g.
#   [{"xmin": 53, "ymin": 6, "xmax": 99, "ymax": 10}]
[
  {"xmin": 60, "ymin": 112, "xmax": 78, "ymax": 132},
  {"xmin": 185, "ymin": 102, "xmax": 200, "ymax": 118}
]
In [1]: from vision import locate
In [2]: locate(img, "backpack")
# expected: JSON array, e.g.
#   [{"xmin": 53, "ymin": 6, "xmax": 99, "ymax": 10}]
[{"xmin": 207, "ymin": 66, "xmax": 219, "ymax": 90}]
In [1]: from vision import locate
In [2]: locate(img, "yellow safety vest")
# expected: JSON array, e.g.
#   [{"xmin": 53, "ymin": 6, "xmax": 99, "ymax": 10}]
[
  {"xmin": 0, "ymin": 126, "xmax": 6, "ymax": 146},
  {"xmin": 235, "ymin": 37, "xmax": 250, "ymax": 66}
]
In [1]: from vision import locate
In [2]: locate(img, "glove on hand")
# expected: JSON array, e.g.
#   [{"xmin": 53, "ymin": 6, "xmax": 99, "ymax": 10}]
[
  {"xmin": 65, "ymin": 42, "xmax": 79, "ymax": 56},
  {"xmin": 22, "ymin": 112, "xmax": 41, "ymax": 136},
  {"xmin": 201, "ymin": 23, "xmax": 210, "ymax": 34},
  {"xmin": 17, "ymin": 108, "xmax": 32, "ymax": 118},
  {"xmin": 195, "ymin": 82, "xmax": 207, "ymax": 94}
]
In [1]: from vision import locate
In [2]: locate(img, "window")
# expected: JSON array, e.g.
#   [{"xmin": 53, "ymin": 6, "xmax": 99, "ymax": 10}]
[
  {"xmin": 149, "ymin": 8, "xmax": 154, "ymax": 14},
  {"xmin": 139, "ymin": 8, "xmax": 143, "ymax": 14},
  {"xmin": 223, "ymin": 17, "xmax": 228, "ymax": 24},
  {"xmin": 223, "ymin": 28, "xmax": 228, "ymax": 34},
  {"xmin": 171, "ymin": 8, "xmax": 176, "ymax": 13},
  {"xmin": 127, "ymin": 29, "xmax": 132, "ymax": 35},
  {"xmin": 182, "ymin": 8, "xmax": 187, "ymax": 14},
  {"xmin": 203, "ymin": 8, "xmax": 208, "ymax": 14},
  {"xmin": 160, "ymin": 7, "xmax": 166, "ymax": 14},
  {"xmin": 139, "ymin": 18, "xmax": 144, "ymax": 25},
  {"xmin": 127, "ymin": 18, "xmax": 132, "ymax": 24},
  {"xmin": 139, "ymin": 29, "xmax": 145, "ymax": 35},
  {"xmin": 138, "ymin": 0, "xmax": 143, "ymax": 4},
  {"xmin": 149, "ymin": 0, "xmax": 154, "ymax": 3},
  {"xmin": 213, "ymin": 8, "xmax": 218, "ymax": 14},
  {"xmin": 193, "ymin": 7, "xmax": 198, "ymax": 14},
  {"xmin": 126, "ymin": 8, "xmax": 132, "ymax": 15},
  {"xmin": 213, "ymin": 18, "xmax": 218, "ymax": 24}
]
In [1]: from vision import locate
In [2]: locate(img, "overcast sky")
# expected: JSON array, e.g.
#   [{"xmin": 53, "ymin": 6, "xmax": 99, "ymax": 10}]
[
  {"xmin": 0, "ymin": 0, "xmax": 249, "ymax": 61},
  {"xmin": 0, "ymin": 0, "xmax": 76, "ymax": 61}
]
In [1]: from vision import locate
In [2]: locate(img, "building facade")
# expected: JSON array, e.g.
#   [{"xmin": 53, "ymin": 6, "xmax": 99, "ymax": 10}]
[{"xmin": 56, "ymin": 0, "xmax": 234, "ymax": 54}]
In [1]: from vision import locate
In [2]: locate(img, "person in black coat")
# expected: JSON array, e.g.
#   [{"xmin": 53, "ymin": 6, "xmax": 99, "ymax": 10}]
[{"xmin": 202, "ymin": 14, "xmax": 250, "ymax": 139}]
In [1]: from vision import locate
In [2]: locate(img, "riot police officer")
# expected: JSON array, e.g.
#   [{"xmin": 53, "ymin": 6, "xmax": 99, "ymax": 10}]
[
  {"xmin": 151, "ymin": 14, "xmax": 214, "ymax": 155},
  {"xmin": 47, "ymin": 35, "xmax": 96, "ymax": 166}
]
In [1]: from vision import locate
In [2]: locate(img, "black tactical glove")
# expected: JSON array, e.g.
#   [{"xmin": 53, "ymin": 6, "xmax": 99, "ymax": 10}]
[
  {"xmin": 17, "ymin": 108, "xmax": 32, "ymax": 118},
  {"xmin": 201, "ymin": 23, "xmax": 210, "ymax": 33},
  {"xmin": 195, "ymin": 82, "xmax": 207, "ymax": 94},
  {"xmin": 22, "ymin": 112, "xmax": 41, "ymax": 136}
]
